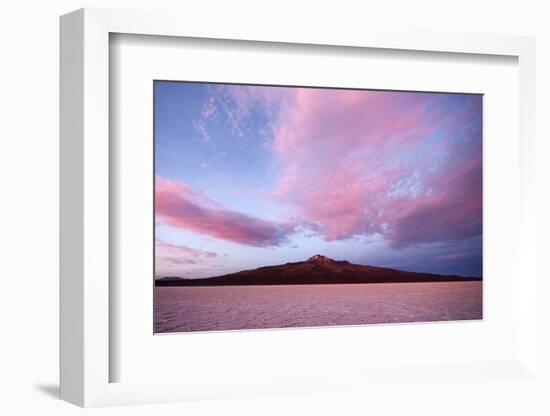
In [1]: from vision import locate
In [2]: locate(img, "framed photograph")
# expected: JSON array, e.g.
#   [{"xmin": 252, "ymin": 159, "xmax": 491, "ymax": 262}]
[
  {"xmin": 153, "ymin": 81, "xmax": 483, "ymax": 334},
  {"xmin": 60, "ymin": 8, "xmax": 538, "ymax": 408}
]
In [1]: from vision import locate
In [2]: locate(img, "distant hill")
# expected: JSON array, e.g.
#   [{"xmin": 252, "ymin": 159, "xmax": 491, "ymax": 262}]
[{"xmin": 155, "ymin": 254, "xmax": 481, "ymax": 286}]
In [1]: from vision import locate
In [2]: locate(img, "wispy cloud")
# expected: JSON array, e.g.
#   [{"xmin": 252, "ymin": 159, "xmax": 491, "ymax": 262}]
[
  {"xmin": 156, "ymin": 176, "xmax": 298, "ymax": 247},
  {"xmin": 155, "ymin": 240, "xmax": 218, "ymax": 276},
  {"xmin": 193, "ymin": 119, "xmax": 211, "ymax": 143},
  {"xmin": 436, "ymin": 251, "xmax": 479, "ymax": 261},
  {"xmin": 156, "ymin": 240, "xmax": 216, "ymax": 263}
]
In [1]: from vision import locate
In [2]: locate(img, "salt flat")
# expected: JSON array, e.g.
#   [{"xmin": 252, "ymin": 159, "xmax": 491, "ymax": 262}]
[{"xmin": 154, "ymin": 281, "xmax": 482, "ymax": 333}]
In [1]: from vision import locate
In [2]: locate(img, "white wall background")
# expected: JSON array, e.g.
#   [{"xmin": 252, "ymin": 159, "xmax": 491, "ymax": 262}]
[{"xmin": 0, "ymin": 1, "xmax": 548, "ymax": 415}]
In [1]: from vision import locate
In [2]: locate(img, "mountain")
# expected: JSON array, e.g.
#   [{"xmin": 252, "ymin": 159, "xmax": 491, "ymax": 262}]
[
  {"xmin": 155, "ymin": 254, "xmax": 481, "ymax": 286},
  {"xmin": 155, "ymin": 276, "xmax": 186, "ymax": 283}
]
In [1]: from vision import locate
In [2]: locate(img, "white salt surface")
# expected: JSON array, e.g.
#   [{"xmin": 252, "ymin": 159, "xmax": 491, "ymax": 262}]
[{"xmin": 155, "ymin": 281, "xmax": 482, "ymax": 333}]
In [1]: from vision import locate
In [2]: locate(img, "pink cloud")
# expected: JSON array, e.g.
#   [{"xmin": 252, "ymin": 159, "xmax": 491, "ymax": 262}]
[
  {"xmin": 155, "ymin": 240, "xmax": 218, "ymax": 277},
  {"xmin": 190, "ymin": 85, "xmax": 482, "ymax": 249},
  {"xmin": 155, "ymin": 240, "xmax": 217, "ymax": 265},
  {"xmin": 265, "ymin": 89, "xmax": 482, "ymax": 247},
  {"xmin": 437, "ymin": 252, "xmax": 478, "ymax": 261},
  {"xmin": 385, "ymin": 158, "xmax": 482, "ymax": 248},
  {"xmin": 155, "ymin": 176, "xmax": 297, "ymax": 246},
  {"xmin": 272, "ymin": 89, "xmax": 438, "ymax": 157}
]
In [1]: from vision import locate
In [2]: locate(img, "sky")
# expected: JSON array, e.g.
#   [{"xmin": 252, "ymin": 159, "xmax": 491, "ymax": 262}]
[{"xmin": 154, "ymin": 81, "xmax": 482, "ymax": 279}]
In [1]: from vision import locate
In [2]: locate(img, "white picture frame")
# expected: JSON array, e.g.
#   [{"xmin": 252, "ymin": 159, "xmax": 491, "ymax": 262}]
[{"xmin": 60, "ymin": 7, "xmax": 538, "ymax": 408}]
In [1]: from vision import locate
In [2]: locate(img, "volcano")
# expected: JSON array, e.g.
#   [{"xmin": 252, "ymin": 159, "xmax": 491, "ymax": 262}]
[{"xmin": 155, "ymin": 255, "xmax": 481, "ymax": 286}]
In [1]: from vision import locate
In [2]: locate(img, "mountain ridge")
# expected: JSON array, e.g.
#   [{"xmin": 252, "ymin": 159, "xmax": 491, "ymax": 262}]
[{"xmin": 155, "ymin": 254, "xmax": 481, "ymax": 286}]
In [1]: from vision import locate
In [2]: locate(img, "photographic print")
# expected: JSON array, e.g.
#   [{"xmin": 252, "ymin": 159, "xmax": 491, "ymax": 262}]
[{"xmin": 154, "ymin": 81, "xmax": 482, "ymax": 334}]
